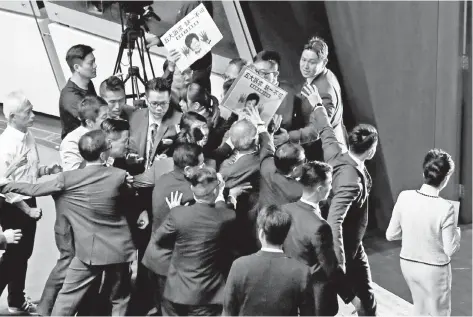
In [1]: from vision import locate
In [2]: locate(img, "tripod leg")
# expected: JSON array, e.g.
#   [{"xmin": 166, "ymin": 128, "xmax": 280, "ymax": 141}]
[{"xmin": 113, "ymin": 36, "xmax": 127, "ymax": 75}]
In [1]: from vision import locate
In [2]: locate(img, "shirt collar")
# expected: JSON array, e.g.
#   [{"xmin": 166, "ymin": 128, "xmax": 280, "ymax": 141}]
[
  {"xmin": 419, "ymin": 184, "xmax": 440, "ymax": 197},
  {"xmin": 86, "ymin": 162, "xmax": 104, "ymax": 167},
  {"xmin": 5, "ymin": 125, "xmax": 28, "ymax": 142},
  {"xmin": 348, "ymin": 151, "xmax": 364, "ymax": 170},
  {"xmin": 148, "ymin": 113, "xmax": 162, "ymax": 128},
  {"xmin": 261, "ymin": 247, "xmax": 284, "ymax": 253},
  {"xmin": 299, "ymin": 197, "xmax": 320, "ymax": 212}
]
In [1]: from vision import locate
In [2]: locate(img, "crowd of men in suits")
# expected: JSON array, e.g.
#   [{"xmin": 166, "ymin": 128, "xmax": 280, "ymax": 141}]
[{"xmin": 0, "ymin": 2, "xmax": 380, "ymax": 316}]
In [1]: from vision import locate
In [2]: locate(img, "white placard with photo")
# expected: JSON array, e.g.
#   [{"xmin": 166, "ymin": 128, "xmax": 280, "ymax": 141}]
[
  {"xmin": 221, "ymin": 66, "xmax": 288, "ymax": 125},
  {"xmin": 160, "ymin": 3, "xmax": 222, "ymax": 71}
]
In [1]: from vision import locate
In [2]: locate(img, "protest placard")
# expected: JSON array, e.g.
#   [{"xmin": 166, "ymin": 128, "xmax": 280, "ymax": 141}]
[
  {"xmin": 221, "ymin": 66, "xmax": 288, "ymax": 125},
  {"xmin": 160, "ymin": 3, "xmax": 222, "ymax": 71}
]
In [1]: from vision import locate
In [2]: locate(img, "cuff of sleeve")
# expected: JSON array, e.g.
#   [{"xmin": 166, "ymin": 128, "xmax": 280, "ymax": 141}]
[
  {"xmin": 225, "ymin": 139, "xmax": 235, "ymax": 150},
  {"xmin": 256, "ymin": 124, "xmax": 267, "ymax": 134}
]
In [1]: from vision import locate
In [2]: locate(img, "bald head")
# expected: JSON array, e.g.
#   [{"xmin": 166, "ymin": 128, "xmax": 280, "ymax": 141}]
[
  {"xmin": 78, "ymin": 130, "xmax": 108, "ymax": 162},
  {"xmin": 230, "ymin": 119, "xmax": 257, "ymax": 151}
]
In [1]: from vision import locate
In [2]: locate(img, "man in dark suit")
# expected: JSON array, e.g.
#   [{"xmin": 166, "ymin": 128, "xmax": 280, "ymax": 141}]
[
  {"xmin": 223, "ymin": 204, "xmax": 315, "ymax": 316},
  {"xmin": 156, "ymin": 167, "xmax": 240, "ymax": 316},
  {"xmin": 310, "ymin": 85, "xmax": 379, "ymax": 316},
  {"xmin": 283, "ymin": 161, "xmax": 355, "ymax": 316},
  {"xmin": 294, "ymin": 36, "xmax": 348, "ymax": 161},
  {"xmin": 220, "ymin": 119, "xmax": 260, "ymax": 256},
  {"xmin": 0, "ymin": 130, "xmax": 137, "ymax": 316},
  {"xmin": 132, "ymin": 143, "xmax": 204, "ymax": 315},
  {"xmin": 126, "ymin": 77, "xmax": 181, "ymax": 314},
  {"xmin": 99, "ymin": 76, "xmax": 137, "ymax": 121},
  {"xmin": 128, "ymin": 77, "xmax": 182, "ymax": 175}
]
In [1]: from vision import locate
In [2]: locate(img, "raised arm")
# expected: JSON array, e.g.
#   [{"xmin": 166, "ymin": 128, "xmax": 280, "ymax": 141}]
[
  {"xmin": 386, "ymin": 192, "xmax": 404, "ymax": 241},
  {"xmin": 312, "ymin": 106, "xmax": 344, "ymax": 163},
  {"xmin": 442, "ymin": 205, "xmax": 461, "ymax": 257}
]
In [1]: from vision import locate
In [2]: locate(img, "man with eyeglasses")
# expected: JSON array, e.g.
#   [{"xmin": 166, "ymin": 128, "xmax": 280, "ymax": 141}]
[{"xmin": 126, "ymin": 77, "xmax": 181, "ymax": 315}]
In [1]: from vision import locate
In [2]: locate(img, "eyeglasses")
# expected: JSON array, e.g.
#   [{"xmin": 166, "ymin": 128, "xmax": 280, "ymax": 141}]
[
  {"xmin": 255, "ymin": 69, "xmax": 279, "ymax": 77},
  {"xmin": 147, "ymin": 100, "xmax": 170, "ymax": 108}
]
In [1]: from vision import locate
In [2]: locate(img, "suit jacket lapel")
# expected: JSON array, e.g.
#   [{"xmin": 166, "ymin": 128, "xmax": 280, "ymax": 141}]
[
  {"xmin": 139, "ymin": 111, "xmax": 149, "ymax": 157},
  {"xmin": 150, "ymin": 121, "xmax": 169, "ymax": 162}
]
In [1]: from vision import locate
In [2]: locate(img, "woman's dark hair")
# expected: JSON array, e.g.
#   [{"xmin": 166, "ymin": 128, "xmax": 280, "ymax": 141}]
[
  {"xmin": 423, "ymin": 149, "xmax": 455, "ymax": 187},
  {"xmin": 176, "ymin": 111, "xmax": 208, "ymax": 145},
  {"xmin": 246, "ymin": 93, "xmax": 260, "ymax": 104},
  {"xmin": 184, "ymin": 33, "xmax": 199, "ymax": 49},
  {"xmin": 348, "ymin": 124, "xmax": 378, "ymax": 155},
  {"xmin": 187, "ymin": 82, "xmax": 220, "ymax": 128}
]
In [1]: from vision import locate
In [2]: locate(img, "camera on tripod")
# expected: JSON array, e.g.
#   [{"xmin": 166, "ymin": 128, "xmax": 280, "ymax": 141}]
[{"xmin": 112, "ymin": 1, "xmax": 160, "ymax": 101}]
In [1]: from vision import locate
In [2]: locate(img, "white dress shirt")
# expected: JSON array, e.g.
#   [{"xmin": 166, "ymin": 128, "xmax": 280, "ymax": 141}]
[
  {"xmin": 145, "ymin": 114, "xmax": 162, "ymax": 168},
  {"xmin": 59, "ymin": 125, "xmax": 89, "ymax": 171},
  {"xmin": 0, "ymin": 125, "xmax": 40, "ymax": 203},
  {"xmin": 261, "ymin": 247, "xmax": 284, "ymax": 253}
]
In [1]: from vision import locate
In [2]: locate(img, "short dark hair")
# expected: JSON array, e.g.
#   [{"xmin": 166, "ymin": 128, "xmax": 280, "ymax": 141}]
[
  {"xmin": 300, "ymin": 161, "xmax": 332, "ymax": 189},
  {"xmin": 246, "ymin": 93, "xmax": 260, "ymax": 104},
  {"xmin": 78, "ymin": 130, "xmax": 108, "ymax": 162},
  {"xmin": 223, "ymin": 79, "xmax": 235, "ymax": 96},
  {"xmin": 423, "ymin": 149, "xmax": 455, "ymax": 187},
  {"xmin": 229, "ymin": 58, "xmax": 248, "ymax": 70},
  {"xmin": 188, "ymin": 167, "xmax": 219, "ymax": 197},
  {"xmin": 184, "ymin": 33, "xmax": 199, "ymax": 48},
  {"xmin": 78, "ymin": 96, "xmax": 108, "ymax": 126},
  {"xmin": 303, "ymin": 36, "xmax": 328, "ymax": 60},
  {"xmin": 66, "ymin": 44, "xmax": 94, "ymax": 73},
  {"xmin": 173, "ymin": 143, "xmax": 203, "ymax": 170},
  {"xmin": 348, "ymin": 124, "xmax": 379, "ymax": 155},
  {"xmin": 101, "ymin": 118, "xmax": 129, "ymax": 138},
  {"xmin": 274, "ymin": 143, "xmax": 305, "ymax": 175},
  {"xmin": 257, "ymin": 205, "xmax": 292, "ymax": 245},
  {"xmin": 99, "ymin": 76, "xmax": 125, "ymax": 97},
  {"xmin": 146, "ymin": 77, "xmax": 171, "ymax": 95},
  {"xmin": 254, "ymin": 50, "xmax": 281, "ymax": 70}
]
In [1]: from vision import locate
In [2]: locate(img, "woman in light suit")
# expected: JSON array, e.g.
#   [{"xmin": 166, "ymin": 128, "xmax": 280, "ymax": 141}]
[{"xmin": 386, "ymin": 149, "xmax": 461, "ymax": 316}]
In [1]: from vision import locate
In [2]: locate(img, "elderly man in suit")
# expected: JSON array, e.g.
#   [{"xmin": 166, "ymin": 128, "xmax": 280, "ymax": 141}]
[
  {"xmin": 220, "ymin": 119, "xmax": 261, "ymax": 256},
  {"xmin": 0, "ymin": 130, "xmax": 137, "ymax": 316},
  {"xmin": 223, "ymin": 205, "xmax": 315, "ymax": 316},
  {"xmin": 156, "ymin": 167, "xmax": 245, "ymax": 316},
  {"xmin": 131, "ymin": 143, "xmax": 204, "ymax": 315},
  {"xmin": 308, "ymin": 85, "xmax": 379, "ymax": 316},
  {"xmin": 283, "ymin": 161, "xmax": 355, "ymax": 316}
]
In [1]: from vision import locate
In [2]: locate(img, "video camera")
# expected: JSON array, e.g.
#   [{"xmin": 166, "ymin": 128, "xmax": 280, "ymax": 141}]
[{"xmin": 118, "ymin": 1, "xmax": 160, "ymax": 32}]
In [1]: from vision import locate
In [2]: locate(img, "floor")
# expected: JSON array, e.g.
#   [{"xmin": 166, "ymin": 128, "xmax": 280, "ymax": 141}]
[{"xmin": 0, "ymin": 111, "xmax": 470, "ymax": 316}]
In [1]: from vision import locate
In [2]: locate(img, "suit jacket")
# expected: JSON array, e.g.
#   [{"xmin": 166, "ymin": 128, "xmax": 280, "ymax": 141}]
[
  {"xmin": 282, "ymin": 200, "xmax": 352, "ymax": 314},
  {"xmin": 156, "ymin": 202, "xmax": 236, "ymax": 305},
  {"xmin": 258, "ymin": 131, "xmax": 303, "ymax": 207},
  {"xmin": 0, "ymin": 165, "xmax": 137, "ymax": 265},
  {"xmin": 220, "ymin": 151, "xmax": 260, "ymax": 256},
  {"xmin": 134, "ymin": 168, "xmax": 195, "ymax": 276},
  {"xmin": 293, "ymin": 68, "xmax": 346, "ymax": 146},
  {"xmin": 312, "ymin": 106, "xmax": 371, "ymax": 269},
  {"xmin": 223, "ymin": 250, "xmax": 315, "ymax": 316},
  {"xmin": 128, "ymin": 108, "xmax": 182, "ymax": 174}
]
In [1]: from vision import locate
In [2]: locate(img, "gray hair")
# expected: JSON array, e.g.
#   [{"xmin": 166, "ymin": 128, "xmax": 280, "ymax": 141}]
[
  {"xmin": 3, "ymin": 91, "xmax": 30, "ymax": 121},
  {"xmin": 230, "ymin": 119, "xmax": 257, "ymax": 151}
]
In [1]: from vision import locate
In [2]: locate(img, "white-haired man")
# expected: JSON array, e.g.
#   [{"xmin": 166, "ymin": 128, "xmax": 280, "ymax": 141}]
[{"xmin": 0, "ymin": 91, "xmax": 61, "ymax": 314}]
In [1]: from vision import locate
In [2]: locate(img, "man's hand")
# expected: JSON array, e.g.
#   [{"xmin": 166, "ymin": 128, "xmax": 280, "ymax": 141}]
[
  {"xmin": 301, "ymin": 84, "xmax": 323, "ymax": 108},
  {"xmin": 47, "ymin": 163, "xmax": 63, "ymax": 175},
  {"xmin": 125, "ymin": 172, "xmax": 134, "ymax": 188},
  {"xmin": 167, "ymin": 49, "xmax": 182, "ymax": 72},
  {"xmin": 137, "ymin": 210, "xmax": 149, "ymax": 229},
  {"xmin": 4, "ymin": 229, "xmax": 22, "ymax": 244},
  {"xmin": 243, "ymin": 106, "xmax": 264, "ymax": 127},
  {"xmin": 27, "ymin": 207, "xmax": 42, "ymax": 221},
  {"xmin": 268, "ymin": 114, "xmax": 282, "ymax": 134},
  {"xmin": 145, "ymin": 34, "xmax": 161, "ymax": 49},
  {"xmin": 125, "ymin": 153, "xmax": 144, "ymax": 165},
  {"xmin": 229, "ymin": 182, "xmax": 252, "ymax": 198},
  {"xmin": 165, "ymin": 191, "xmax": 188, "ymax": 209},
  {"xmin": 274, "ymin": 128, "xmax": 290, "ymax": 146}
]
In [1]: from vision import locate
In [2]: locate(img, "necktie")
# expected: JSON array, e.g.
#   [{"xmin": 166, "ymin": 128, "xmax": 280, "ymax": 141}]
[{"xmin": 147, "ymin": 123, "xmax": 158, "ymax": 169}]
